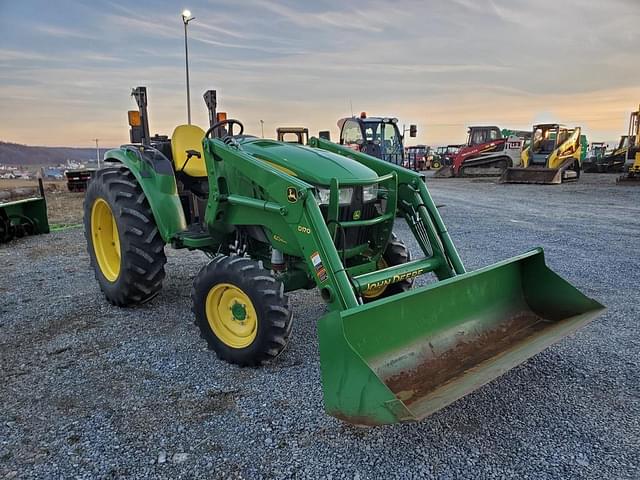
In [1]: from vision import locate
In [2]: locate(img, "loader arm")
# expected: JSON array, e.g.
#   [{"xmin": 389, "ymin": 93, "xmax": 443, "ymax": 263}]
[
  {"xmin": 308, "ymin": 137, "xmax": 464, "ymax": 278},
  {"xmin": 201, "ymin": 137, "xmax": 467, "ymax": 312}
]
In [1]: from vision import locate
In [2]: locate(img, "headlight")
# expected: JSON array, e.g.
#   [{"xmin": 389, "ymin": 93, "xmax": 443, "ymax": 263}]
[
  {"xmin": 315, "ymin": 187, "xmax": 354, "ymax": 205},
  {"xmin": 363, "ymin": 184, "xmax": 378, "ymax": 202}
]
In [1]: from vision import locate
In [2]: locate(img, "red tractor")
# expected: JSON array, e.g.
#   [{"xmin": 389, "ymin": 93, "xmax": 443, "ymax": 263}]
[{"xmin": 436, "ymin": 126, "xmax": 523, "ymax": 178}]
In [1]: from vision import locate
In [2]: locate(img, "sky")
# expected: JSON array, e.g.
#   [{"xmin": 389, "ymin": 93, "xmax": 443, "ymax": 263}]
[{"xmin": 1, "ymin": 0, "xmax": 639, "ymax": 148}]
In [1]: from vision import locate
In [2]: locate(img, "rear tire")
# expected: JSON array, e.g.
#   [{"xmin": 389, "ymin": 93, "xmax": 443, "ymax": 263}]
[
  {"xmin": 362, "ymin": 233, "xmax": 413, "ymax": 302},
  {"xmin": 192, "ymin": 255, "xmax": 293, "ymax": 366},
  {"xmin": 83, "ymin": 167, "xmax": 167, "ymax": 306}
]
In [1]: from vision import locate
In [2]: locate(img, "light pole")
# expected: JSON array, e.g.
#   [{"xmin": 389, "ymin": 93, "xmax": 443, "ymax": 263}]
[
  {"xmin": 181, "ymin": 9, "xmax": 195, "ymax": 124},
  {"xmin": 93, "ymin": 138, "xmax": 100, "ymax": 169},
  {"xmin": 260, "ymin": 120, "xmax": 264, "ymax": 138}
]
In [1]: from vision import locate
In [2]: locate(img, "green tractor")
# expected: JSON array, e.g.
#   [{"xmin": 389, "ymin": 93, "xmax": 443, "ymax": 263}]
[{"xmin": 84, "ymin": 87, "xmax": 604, "ymax": 425}]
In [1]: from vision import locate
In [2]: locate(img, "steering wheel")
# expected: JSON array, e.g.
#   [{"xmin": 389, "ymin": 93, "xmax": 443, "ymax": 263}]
[{"xmin": 205, "ymin": 119, "xmax": 244, "ymax": 138}]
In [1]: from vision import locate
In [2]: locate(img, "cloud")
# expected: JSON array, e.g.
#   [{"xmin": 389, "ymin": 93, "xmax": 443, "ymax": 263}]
[
  {"xmin": 247, "ymin": 0, "xmax": 397, "ymax": 32},
  {"xmin": 34, "ymin": 24, "xmax": 98, "ymax": 40}
]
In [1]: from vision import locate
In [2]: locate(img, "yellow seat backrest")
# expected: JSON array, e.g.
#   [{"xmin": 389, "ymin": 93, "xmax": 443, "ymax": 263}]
[{"xmin": 171, "ymin": 124, "xmax": 207, "ymax": 177}]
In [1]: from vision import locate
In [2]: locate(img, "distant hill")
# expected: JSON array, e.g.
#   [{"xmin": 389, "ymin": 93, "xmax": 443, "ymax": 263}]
[{"xmin": 0, "ymin": 141, "xmax": 113, "ymax": 166}]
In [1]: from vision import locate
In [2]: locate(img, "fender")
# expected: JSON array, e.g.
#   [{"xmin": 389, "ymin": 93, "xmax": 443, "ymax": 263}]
[{"xmin": 104, "ymin": 146, "xmax": 186, "ymax": 242}]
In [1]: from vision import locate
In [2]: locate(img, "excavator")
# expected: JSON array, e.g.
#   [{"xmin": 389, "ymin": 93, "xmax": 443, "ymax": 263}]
[
  {"xmin": 501, "ymin": 124, "xmax": 582, "ymax": 184},
  {"xmin": 435, "ymin": 126, "xmax": 523, "ymax": 178}
]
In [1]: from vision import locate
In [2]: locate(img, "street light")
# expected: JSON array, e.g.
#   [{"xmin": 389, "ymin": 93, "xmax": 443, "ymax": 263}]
[
  {"xmin": 260, "ymin": 120, "xmax": 264, "ymax": 138},
  {"xmin": 181, "ymin": 9, "xmax": 195, "ymax": 124}
]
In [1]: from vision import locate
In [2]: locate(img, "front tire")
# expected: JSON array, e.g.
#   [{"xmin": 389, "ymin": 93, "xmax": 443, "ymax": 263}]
[
  {"xmin": 362, "ymin": 233, "xmax": 413, "ymax": 302},
  {"xmin": 192, "ymin": 255, "xmax": 293, "ymax": 366},
  {"xmin": 83, "ymin": 167, "xmax": 167, "ymax": 306}
]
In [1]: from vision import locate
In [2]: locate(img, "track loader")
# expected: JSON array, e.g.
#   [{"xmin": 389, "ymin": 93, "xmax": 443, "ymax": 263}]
[
  {"xmin": 435, "ymin": 126, "xmax": 523, "ymax": 178},
  {"xmin": 83, "ymin": 87, "xmax": 604, "ymax": 425},
  {"xmin": 501, "ymin": 123, "xmax": 582, "ymax": 184}
]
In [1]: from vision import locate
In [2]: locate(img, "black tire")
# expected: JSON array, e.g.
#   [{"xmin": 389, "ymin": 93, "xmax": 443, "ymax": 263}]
[
  {"xmin": 83, "ymin": 167, "xmax": 166, "ymax": 306},
  {"xmin": 192, "ymin": 255, "xmax": 293, "ymax": 367},
  {"xmin": 362, "ymin": 233, "xmax": 413, "ymax": 302}
]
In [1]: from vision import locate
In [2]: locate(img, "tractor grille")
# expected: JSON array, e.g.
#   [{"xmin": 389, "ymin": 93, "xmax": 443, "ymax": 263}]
[{"xmin": 320, "ymin": 197, "xmax": 379, "ymax": 251}]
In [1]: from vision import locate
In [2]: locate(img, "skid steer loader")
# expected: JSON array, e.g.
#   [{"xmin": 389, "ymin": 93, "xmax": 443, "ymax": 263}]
[
  {"xmin": 83, "ymin": 87, "xmax": 604, "ymax": 425},
  {"xmin": 603, "ymin": 135, "xmax": 635, "ymax": 173},
  {"xmin": 501, "ymin": 124, "xmax": 582, "ymax": 184},
  {"xmin": 435, "ymin": 126, "xmax": 523, "ymax": 178}
]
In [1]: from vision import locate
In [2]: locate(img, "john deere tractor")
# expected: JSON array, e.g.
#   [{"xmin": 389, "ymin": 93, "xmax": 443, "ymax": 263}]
[{"xmin": 84, "ymin": 87, "xmax": 603, "ymax": 425}]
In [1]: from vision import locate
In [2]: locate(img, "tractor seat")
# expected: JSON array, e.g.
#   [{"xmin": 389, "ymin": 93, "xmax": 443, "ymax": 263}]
[{"xmin": 171, "ymin": 124, "xmax": 207, "ymax": 177}]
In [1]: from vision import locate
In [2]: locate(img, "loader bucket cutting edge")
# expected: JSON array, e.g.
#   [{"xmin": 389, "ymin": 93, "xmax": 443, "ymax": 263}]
[
  {"xmin": 318, "ymin": 248, "xmax": 604, "ymax": 426},
  {"xmin": 500, "ymin": 167, "xmax": 563, "ymax": 184}
]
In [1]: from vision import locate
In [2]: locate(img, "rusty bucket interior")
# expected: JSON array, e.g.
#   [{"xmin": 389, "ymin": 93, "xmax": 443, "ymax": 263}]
[{"xmin": 318, "ymin": 248, "xmax": 604, "ymax": 425}]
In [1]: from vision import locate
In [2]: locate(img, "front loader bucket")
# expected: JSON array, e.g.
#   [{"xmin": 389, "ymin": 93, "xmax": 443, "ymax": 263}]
[
  {"xmin": 434, "ymin": 165, "xmax": 454, "ymax": 178},
  {"xmin": 500, "ymin": 167, "xmax": 562, "ymax": 184},
  {"xmin": 318, "ymin": 249, "xmax": 604, "ymax": 426}
]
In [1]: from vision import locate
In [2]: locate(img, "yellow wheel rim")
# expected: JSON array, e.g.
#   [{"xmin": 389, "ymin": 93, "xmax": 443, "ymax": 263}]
[
  {"xmin": 362, "ymin": 258, "xmax": 389, "ymax": 299},
  {"xmin": 91, "ymin": 198, "xmax": 121, "ymax": 282},
  {"xmin": 206, "ymin": 283, "xmax": 258, "ymax": 349}
]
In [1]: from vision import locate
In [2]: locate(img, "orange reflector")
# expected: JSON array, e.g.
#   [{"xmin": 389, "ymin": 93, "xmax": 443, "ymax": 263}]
[
  {"xmin": 128, "ymin": 110, "xmax": 141, "ymax": 127},
  {"xmin": 217, "ymin": 112, "xmax": 227, "ymax": 122}
]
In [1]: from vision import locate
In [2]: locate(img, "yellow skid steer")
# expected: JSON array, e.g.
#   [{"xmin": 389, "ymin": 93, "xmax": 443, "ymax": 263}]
[{"xmin": 501, "ymin": 124, "xmax": 582, "ymax": 184}]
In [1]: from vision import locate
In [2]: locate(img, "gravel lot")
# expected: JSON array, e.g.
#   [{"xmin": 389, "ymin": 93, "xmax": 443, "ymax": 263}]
[{"xmin": 1, "ymin": 173, "xmax": 638, "ymax": 479}]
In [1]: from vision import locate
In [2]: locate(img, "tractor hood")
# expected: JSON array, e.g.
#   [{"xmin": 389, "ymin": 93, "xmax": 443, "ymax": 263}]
[{"xmin": 239, "ymin": 139, "xmax": 378, "ymax": 186}]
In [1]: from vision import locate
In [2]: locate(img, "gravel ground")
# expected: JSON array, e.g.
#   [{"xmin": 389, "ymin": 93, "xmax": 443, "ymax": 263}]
[{"xmin": 1, "ymin": 173, "xmax": 638, "ymax": 479}]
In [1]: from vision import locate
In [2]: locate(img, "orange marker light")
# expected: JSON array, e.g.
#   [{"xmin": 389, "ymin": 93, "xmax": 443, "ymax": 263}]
[{"xmin": 128, "ymin": 110, "xmax": 141, "ymax": 127}]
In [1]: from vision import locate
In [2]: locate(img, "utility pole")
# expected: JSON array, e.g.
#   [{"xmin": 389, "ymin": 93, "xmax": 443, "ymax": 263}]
[
  {"xmin": 260, "ymin": 120, "xmax": 265, "ymax": 138},
  {"xmin": 93, "ymin": 138, "xmax": 100, "ymax": 169}
]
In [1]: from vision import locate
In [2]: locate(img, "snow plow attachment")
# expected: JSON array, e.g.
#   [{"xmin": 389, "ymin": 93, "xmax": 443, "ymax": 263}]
[
  {"xmin": 0, "ymin": 179, "xmax": 49, "ymax": 243},
  {"xmin": 318, "ymin": 248, "xmax": 604, "ymax": 426}
]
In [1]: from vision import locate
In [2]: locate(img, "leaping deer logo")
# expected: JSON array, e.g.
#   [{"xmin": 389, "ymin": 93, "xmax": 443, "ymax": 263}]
[{"xmin": 287, "ymin": 187, "xmax": 298, "ymax": 203}]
